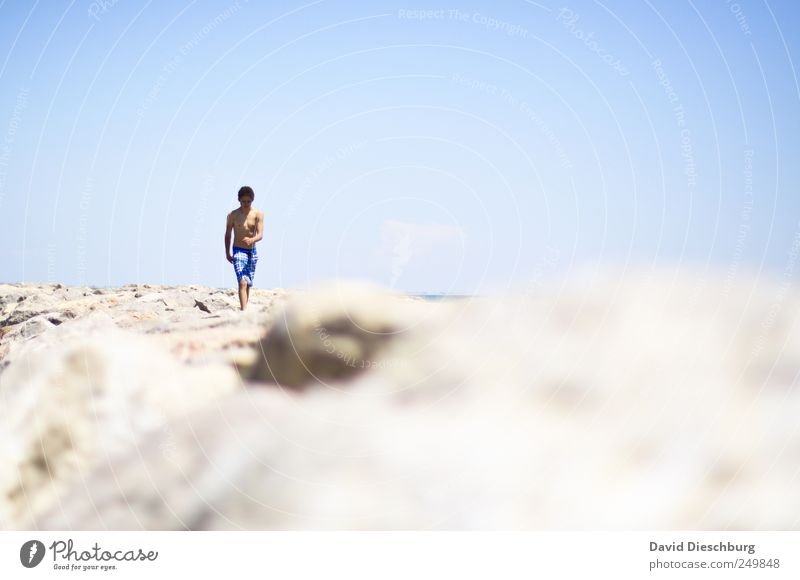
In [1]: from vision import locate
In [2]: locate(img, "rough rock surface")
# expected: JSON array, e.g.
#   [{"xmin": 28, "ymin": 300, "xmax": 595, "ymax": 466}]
[
  {"xmin": 2, "ymin": 272, "xmax": 799, "ymax": 530},
  {"xmin": 0, "ymin": 284, "xmax": 282, "ymax": 528},
  {"xmin": 252, "ymin": 280, "xmax": 445, "ymax": 388}
]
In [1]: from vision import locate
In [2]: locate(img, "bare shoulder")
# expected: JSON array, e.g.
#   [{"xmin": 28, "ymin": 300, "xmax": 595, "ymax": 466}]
[{"xmin": 226, "ymin": 209, "xmax": 238, "ymax": 227}]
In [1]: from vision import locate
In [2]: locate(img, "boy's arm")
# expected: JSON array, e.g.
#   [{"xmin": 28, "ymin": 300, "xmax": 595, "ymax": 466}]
[
  {"xmin": 254, "ymin": 211, "xmax": 264, "ymax": 243},
  {"xmin": 224, "ymin": 213, "xmax": 233, "ymax": 262}
]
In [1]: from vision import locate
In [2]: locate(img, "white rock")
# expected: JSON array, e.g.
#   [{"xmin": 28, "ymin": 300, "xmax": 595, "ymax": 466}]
[
  {"xmin": 0, "ymin": 328, "xmax": 240, "ymax": 529},
  {"xmin": 14, "ymin": 271, "xmax": 800, "ymax": 530}
]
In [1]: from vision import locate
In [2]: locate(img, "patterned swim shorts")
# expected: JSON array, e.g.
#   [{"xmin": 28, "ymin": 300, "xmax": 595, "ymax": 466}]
[{"xmin": 232, "ymin": 246, "xmax": 258, "ymax": 287}]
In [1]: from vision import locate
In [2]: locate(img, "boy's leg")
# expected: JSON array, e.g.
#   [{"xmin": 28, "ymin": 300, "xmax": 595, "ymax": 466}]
[
  {"xmin": 244, "ymin": 249, "xmax": 256, "ymax": 307},
  {"xmin": 233, "ymin": 248, "xmax": 253, "ymax": 310},
  {"xmin": 238, "ymin": 278, "xmax": 248, "ymax": 310}
]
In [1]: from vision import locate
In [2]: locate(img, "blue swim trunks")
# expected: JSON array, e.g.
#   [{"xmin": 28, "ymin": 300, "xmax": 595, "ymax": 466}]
[{"xmin": 232, "ymin": 246, "xmax": 258, "ymax": 287}]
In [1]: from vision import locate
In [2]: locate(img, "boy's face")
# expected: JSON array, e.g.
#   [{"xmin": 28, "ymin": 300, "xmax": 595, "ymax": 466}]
[{"xmin": 239, "ymin": 194, "xmax": 254, "ymax": 208}]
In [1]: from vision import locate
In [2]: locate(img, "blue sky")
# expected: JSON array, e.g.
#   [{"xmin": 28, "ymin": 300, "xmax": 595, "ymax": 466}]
[{"xmin": 0, "ymin": 0, "xmax": 798, "ymax": 293}]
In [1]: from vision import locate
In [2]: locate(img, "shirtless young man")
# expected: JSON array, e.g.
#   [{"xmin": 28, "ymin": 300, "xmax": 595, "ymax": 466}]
[{"xmin": 225, "ymin": 186, "xmax": 264, "ymax": 310}]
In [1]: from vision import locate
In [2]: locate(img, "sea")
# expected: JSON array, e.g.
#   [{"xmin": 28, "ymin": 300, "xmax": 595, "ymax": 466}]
[{"xmin": 407, "ymin": 293, "xmax": 474, "ymax": 301}]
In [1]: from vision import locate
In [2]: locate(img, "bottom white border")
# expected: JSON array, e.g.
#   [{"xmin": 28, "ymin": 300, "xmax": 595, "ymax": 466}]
[{"xmin": 1, "ymin": 531, "xmax": 798, "ymax": 579}]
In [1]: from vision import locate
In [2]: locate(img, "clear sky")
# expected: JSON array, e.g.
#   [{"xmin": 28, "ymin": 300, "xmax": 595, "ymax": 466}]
[{"xmin": 0, "ymin": 0, "xmax": 798, "ymax": 294}]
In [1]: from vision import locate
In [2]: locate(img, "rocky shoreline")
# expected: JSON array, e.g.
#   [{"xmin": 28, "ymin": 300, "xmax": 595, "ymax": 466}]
[
  {"xmin": 0, "ymin": 283, "xmax": 288, "ymax": 370},
  {"xmin": 1, "ymin": 272, "xmax": 798, "ymax": 529}
]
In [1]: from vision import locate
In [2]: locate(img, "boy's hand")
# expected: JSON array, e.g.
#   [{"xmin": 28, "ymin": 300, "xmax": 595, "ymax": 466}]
[{"xmin": 226, "ymin": 253, "xmax": 233, "ymax": 263}]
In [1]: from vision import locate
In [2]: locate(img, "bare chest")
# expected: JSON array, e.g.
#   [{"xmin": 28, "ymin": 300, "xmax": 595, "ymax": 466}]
[{"xmin": 232, "ymin": 211, "xmax": 257, "ymax": 233}]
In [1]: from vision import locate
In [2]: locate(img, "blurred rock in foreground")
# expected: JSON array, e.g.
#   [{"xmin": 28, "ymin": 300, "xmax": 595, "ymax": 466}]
[{"xmin": 1, "ymin": 271, "xmax": 798, "ymax": 530}]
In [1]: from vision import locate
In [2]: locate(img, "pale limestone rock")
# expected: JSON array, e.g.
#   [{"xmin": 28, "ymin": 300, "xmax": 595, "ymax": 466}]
[
  {"xmin": 4, "ymin": 272, "xmax": 800, "ymax": 530},
  {"xmin": 253, "ymin": 280, "xmax": 448, "ymax": 388},
  {"xmin": 0, "ymin": 328, "xmax": 240, "ymax": 529},
  {"xmin": 0, "ymin": 311, "xmax": 117, "ymax": 371}
]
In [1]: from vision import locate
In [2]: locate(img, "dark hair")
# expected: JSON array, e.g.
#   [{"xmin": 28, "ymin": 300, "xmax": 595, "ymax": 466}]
[{"xmin": 238, "ymin": 186, "xmax": 254, "ymax": 200}]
